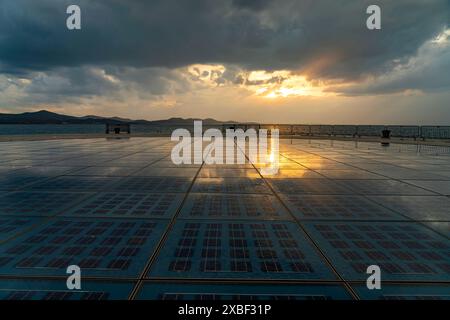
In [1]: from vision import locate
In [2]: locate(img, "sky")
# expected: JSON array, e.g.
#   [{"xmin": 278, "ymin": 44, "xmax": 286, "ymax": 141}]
[{"xmin": 0, "ymin": 0, "xmax": 449, "ymax": 124}]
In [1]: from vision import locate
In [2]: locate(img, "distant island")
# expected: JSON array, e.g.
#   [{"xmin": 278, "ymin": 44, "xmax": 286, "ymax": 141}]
[{"xmin": 0, "ymin": 110, "xmax": 239, "ymax": 125}]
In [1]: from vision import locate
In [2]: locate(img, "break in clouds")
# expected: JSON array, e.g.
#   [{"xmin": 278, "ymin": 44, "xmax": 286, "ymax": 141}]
[{"xmin": 0, "ymin": 0, "xmax": 448, "ymax": 115}]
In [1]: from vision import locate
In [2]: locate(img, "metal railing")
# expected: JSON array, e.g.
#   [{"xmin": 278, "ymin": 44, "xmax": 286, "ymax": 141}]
[
  {"xmin": 128, "ymin": 124, "xmax": 450, "ymax": 140},
  {"xmin": 218, "ymin": 124, "xmax": 450, "ymax": 140}
]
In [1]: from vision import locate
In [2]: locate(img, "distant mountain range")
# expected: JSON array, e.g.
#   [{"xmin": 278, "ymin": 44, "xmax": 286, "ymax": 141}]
[{"xmin": 0, "ymin": 110, "xmax": 239, "ymax": 125}]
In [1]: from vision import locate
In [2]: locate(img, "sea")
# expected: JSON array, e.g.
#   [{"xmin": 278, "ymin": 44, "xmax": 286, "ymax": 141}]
[{"xmin": 0, "ymin": 124, "xmax": 173, "ymax": 135}]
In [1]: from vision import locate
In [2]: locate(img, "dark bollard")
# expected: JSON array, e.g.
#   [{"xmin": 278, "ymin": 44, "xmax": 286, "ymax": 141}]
[
  {"xmin": 106, "ymin": 123, "xmax": 131, "ymax": 136},
  {"xmin": 381, "ymin": 129, "xmax": 391, "ymax": 146}
]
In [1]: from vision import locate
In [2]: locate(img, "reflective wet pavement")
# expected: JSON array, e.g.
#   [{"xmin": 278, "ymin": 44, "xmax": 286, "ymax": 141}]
[{"xmin": 0, "ymin": 137, "xmax": 448, "ymax": 300}]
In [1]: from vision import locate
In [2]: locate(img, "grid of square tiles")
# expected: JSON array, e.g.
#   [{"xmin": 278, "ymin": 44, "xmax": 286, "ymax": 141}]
[
  {"xmin": 0, "ymin": 137, "xmax": 449, "ymax": 299},
  {"xmin": 192, "ymin": 177, "xmax": 271, "ymax": 194},
  {"xmin": 136, "ymin": 283, "xmax": 351, "ymax": 300},
  {"xmin": 0, "ymin": 218, "xmax": 168, "ymax": 278},
  {"xmin": 149, "ymin": 221, "xmax": 335, "ymax": 280},
  {"xmin": 244, "ymin": 139, "xmax": 450, "ymax": 300},
  {"xmin": 0, "ymin": 192, "xmax": 92, "ymax": 217},
  {"xmin": 0, "ymin": 279, "xmax": 133, "ymax": 300},
  {"xmin": 0, "ymin": 217, "xmax": 41, "ymax": 242},
  {"xmin": 302, "ymin": 222, "xmax": 450, "ymax": 282},
  {"xmin": 280, "ymin": 195, "xmax": 406, "ymax": 220},
  {"xmin": 64, "ymin": 192, "xmax": 184, "ymax": 219},
  {"xmin": 178, "ymin": 194, "xmax": 292, "ymax": 220},
  {"xmin": 0, "ymin": 138, "xmax": 187, "ymax": 299}
]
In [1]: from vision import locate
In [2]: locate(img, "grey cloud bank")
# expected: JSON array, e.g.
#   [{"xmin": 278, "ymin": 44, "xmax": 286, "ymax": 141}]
[
  {"xmin": 1, "ymin": 0, "xmax": 447, "ymax": 79},
  {"xmin": 0, "ymin": 0, "xmax": 448, "ymax": 122}
]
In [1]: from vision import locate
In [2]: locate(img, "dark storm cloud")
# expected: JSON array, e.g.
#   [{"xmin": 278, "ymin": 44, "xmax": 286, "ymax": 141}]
[
  {"xmin": 232, "ymin": 0, "xmax": 271, "ymax": 11},
  {"xmin": 334, "ymin": 43, "xmax": 450, "ymax": 96},
  {"xmin": 3, "ymin": 66, "xmax": 192, "ymax": 106},
  {"xmin": 0, "ymin": 0, "xmax": 448, "ymax": 81}
]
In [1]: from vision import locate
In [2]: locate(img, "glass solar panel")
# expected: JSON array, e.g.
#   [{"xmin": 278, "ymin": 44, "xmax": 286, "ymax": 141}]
[
  {"xmin": 352, "ymin": 284, "xmax": 450, "ymax": 300},
  {"xmin": 198, "ymin": 168, "xmax": 260, "ymax": 178},
  {"xmin": 0, "ymin": 279, "xmax": 133, "ymax": 300},
  {"xmin": 0, "ymin": 174, "xmax": 49, "ymax": 191},
  {"xmin": 136, "ymin": 282, "xmax": 351, "ymax": 300},
  {"xmin": 0, "ymin": 217, "xmax": 42, "ymax": 241},
  {"xmin": 0, "ymin": 192, "xmax": 92, "ymax": 217},
  {"xmin": 303, "ymin": 222, "xmax": 450, "ymax": 281},
  {"xmin": 334, "ymin": 180, "xmax": 436, "ymax": 195},
  {"xmin": 269, "ymin": 179, "xmax": 351, "ymax": 194},
  {"xmin": 368, "ymin": 196, "xmax": 450, "ymax": 221},
  {"xmin": 132, "ymin": 167, "xmax": 199, "ymax": 177},
  {"xmin": 27, "ymin": 176, "xmax": 124, "ymax": 191},
  {"xmin": 314, "ymin": 169, "xmax": 385, "ymax": 180},
  {"xmin": 71, "ymin": 166, "xmax": 141, "ymax": 176},
  {"xmin": 13, "ymin": 166, "xmax": 83, "ymax": 176},
  {"xmin": 64, "ymin": 192, "xmax": 184, "ymax": 218},
  {"xmin": 192, "ymin": 178, "xmax": 272, "ymax": 194},
  {"xmin": 113, "ymin": 177, "xmax": 193, "ymax": 192},
  {"xmin": 424, "ymin": 222, "xmax": 450, "ymax": 238},
  {"xmin": 179, "ymin": 194, "xmax": 292, "ymax": 220},
  {"xmin": 281, "ymin": 195, "xmax": 405, "ymax": 220},
  {"xmin": 149, "ymin": 220, "xmax": 335, "ymax": 280},
  {"xmin": 151, "ymin": 159, "xmax": 202, "ymax": 168},
  {"xmin": 404, "ymin": 180, "xmax": 450, "ymax": 196},
  {"xmin": 261, "ymin": 169, "xmax": 324, "ymax": 179},
  {"xmin": 0, "ymin": 218, "xmax": 168, "ymax": 277}
]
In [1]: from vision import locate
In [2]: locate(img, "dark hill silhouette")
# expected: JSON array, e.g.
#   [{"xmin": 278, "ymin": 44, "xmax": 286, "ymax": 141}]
[{"xmin": 0, "ymin": 110, "xmax": 240, "ymax": 125}]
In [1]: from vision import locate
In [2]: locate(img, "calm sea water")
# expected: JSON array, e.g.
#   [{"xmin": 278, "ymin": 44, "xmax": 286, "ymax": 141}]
[
  {"xmin": 0, "ymin": 124, "xmax": 231, "ymax": 135},
  {"xmin": 0, "ymin": 124, "xmax": 175, "ymax": 135},
  {"xmin": 0, "ymin": 124, "xmax": 104, "ymax": 135}
]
